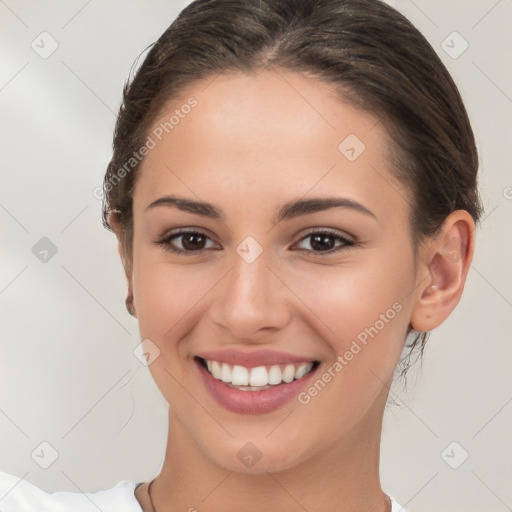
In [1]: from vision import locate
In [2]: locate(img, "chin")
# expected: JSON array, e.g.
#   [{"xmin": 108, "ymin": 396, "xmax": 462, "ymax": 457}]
[{"xmin": 203, "ymin": 436, "xmax": 311, "ymax": 475}]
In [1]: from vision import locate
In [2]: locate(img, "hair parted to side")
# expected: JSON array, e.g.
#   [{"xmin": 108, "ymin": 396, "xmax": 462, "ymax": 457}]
[{"xmin": 102, "ymin": 0, "xmax": 483, "ymax": 379}]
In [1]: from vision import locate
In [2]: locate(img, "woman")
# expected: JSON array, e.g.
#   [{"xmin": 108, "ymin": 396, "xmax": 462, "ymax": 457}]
[{"xmin": 0, "ymin": 0, "xmax": 482, "ymax": 510}]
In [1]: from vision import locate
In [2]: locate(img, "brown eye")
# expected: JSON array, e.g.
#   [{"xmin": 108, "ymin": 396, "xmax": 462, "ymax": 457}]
[
  {"xmin": 178, "ymin": 232, "xmax": 207, "ymax": 251},
  {"xmin": 155, "ymin": 230, "xmax": 219, "ymax": 255},
  {"xmin": 309, "ymin": 233, "xmax": 337, "ymax": 251},
  {"xmin": 294, "ymin": 229, "xmax": 355, "ymax": 255}
]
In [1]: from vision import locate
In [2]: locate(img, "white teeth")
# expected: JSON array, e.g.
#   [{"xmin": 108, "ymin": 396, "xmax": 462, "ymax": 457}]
[
  {"xmin": 295, "ymin": 362, "xmax": 312, "ymax": 380},
  {"xmin": 220, "ymin": 363, "xmax": 231, "ymax": 383},
  {"xmin": 249, "ymin": 366, "xmax": 268, "ymax": 387},
  {"xmin": 211, "ymin": 360, "xmax": 222, "ymax": 379},
  {"xmin": 202, "ymin": 358, "xmax": 316, "ymax": 388},
  {"xmin": 231, "ymin": 365, "xmax": 249, "ymax": 386},
  {"xmin": 268, "ymin": 365, "xmax": 282, "ymax": 385},
  {"xmin": 282, "ymin": 364, "xmax": 296, "ymax": 383}
]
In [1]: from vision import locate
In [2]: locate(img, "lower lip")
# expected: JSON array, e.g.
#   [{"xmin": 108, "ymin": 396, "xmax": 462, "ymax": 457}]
[{"xmin": 195, "ymin": 359, "xmax": 318, "ymax": 415}]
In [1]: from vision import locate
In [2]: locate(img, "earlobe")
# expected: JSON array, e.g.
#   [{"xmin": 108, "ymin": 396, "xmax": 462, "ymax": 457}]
[
  {"xmin": 125, "ymin": 287, "xmax": 136, "ymax": 317},
  {"xmin": 410, "ymin": 210, "xmax": 475, "ymax": 332}
]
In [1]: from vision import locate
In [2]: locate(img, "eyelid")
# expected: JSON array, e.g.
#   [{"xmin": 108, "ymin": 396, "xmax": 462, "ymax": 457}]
[
  {"xmin": 157, "ymin": 227, "xmax": 220, "ymax": 243},
  {"xmin": 296, "ymin": 226, "xmax": 355, "ymax": 243}
]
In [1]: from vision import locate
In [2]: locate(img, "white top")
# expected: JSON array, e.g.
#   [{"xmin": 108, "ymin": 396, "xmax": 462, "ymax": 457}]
[{"xmin": 0, "ymin": 470, "xmax": 407, "ymax": 511}]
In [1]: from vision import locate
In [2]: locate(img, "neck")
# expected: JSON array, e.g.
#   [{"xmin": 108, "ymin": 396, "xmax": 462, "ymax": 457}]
[{"xmin": 149, "ymin": 398, "xmax": 389, "ymax": 512}]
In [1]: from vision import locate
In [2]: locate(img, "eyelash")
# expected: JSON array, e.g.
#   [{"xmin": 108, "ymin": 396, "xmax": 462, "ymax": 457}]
[{"xmin": 153, "ymin": 228, "xmax": 358, "ymax": 257}]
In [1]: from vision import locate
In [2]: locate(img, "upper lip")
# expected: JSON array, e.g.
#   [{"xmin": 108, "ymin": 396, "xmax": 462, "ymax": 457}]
[{"xmin": 196, "ymin": 349, "xmax": 318, "ymax": 368}]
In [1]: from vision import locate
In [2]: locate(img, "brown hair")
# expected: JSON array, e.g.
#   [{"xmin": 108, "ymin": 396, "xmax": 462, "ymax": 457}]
[{"xmin": 102, "ymin": 0, "xmax": 482, "ymax": 377}]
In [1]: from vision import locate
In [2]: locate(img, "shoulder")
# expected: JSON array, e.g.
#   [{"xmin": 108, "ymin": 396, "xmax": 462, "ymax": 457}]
[{"xmin": 0, "ymin": 470, "xmax": 143, "ymax": 512}]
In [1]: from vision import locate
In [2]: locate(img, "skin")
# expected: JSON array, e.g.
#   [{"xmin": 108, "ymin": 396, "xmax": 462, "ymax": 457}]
[{"xmin": 110, "ymin": 69, "xmax": 475, "ymax": 512}]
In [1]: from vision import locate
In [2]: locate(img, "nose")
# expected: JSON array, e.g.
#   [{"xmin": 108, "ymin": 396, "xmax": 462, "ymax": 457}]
[{"xmin": 209, "ymin": 250, "xmax": 291, "ymax": 342}]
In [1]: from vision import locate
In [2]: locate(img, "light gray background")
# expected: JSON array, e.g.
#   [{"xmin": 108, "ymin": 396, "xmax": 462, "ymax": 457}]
[{"xmin": 0, "ymin": 1, "xmax": 510, "ymax": 511}]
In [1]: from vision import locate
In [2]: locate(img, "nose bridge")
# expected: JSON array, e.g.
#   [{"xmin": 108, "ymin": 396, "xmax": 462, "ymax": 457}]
[
  {"xmin": 231, "ymin": 251, "xmax": 270, "ymax": 302},
  {"xmin": 212, "ymin": 247, "xmax": 290, "ymax": 338}
]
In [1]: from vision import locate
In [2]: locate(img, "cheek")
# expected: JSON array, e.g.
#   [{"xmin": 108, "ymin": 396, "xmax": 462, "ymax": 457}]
[
  {"xmin": 290, "ymin": 262, "xmax": 413, "ymax": 434},
  {"xmin": 132, "ymin": 253, "xmax": 220, "ymax": 351},
  {"xmin": 291, "ymin": 252, "xmax": 413, "ymax": 347},
  {"xmin": 131, "ymin": 257, "xmax": 223, "ymax": 406},
  {"xmin": 287, "ymin": 252, "xmax": 415, "ymax": 421}
]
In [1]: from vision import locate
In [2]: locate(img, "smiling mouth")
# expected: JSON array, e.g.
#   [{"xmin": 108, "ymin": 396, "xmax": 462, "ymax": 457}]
[{"xmin": 195, "ymin": 356, "xmax": 320, "ymax": 391}]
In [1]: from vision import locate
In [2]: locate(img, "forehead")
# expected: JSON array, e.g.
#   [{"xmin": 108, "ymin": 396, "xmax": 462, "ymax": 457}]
[{"xmin": 134, "ymin": 69, "xmax": 411, "ymax": 221}]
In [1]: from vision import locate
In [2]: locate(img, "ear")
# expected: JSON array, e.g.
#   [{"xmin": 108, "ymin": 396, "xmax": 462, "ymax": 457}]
[
  {"xmin": 410, "ymin": 210, "xmax": 476, "ymax": 332},
  {"xmin": 108, "ymin": 211, "xmax": 133, "ymax": 285}
]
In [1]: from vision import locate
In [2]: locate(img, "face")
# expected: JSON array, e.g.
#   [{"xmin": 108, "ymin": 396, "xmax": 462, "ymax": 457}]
[{"xmin": 128, "ymin": 70, "xmax": 419, "ymax": 473}]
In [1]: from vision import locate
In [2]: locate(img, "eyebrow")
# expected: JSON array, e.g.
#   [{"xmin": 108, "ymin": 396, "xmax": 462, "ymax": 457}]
[{"xmin": 146, "ymin": 195, "xmax": 377, "ymax": 222}]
